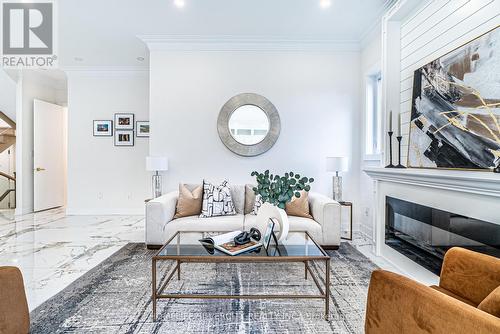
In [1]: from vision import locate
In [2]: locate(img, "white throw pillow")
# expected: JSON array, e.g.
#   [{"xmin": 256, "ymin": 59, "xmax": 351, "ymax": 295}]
[
  {"xmin": 199, "ymin": 180, "xmax": 236, "ymax": 218},
  {"xmin": 252, "ymin": 194, "xmax": 263, "ymax": 215}
]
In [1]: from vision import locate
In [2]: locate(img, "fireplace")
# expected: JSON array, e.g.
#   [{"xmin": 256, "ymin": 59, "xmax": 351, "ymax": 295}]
[{"xmin": 385, "ymin": 196, "xmax": 500, "ymax": 275}]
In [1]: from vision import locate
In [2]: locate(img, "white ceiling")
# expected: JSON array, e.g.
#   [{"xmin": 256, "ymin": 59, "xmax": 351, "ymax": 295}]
[{"xmin": 59, "ymin": 0, "xmax": 393, "ymax": 67}]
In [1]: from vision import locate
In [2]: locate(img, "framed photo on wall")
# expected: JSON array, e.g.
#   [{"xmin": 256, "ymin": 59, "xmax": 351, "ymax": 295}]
[
  {"xmin": 93, "ymin": 120, "xmax": 113, "ymax": 136},
  {"xmin": 115, "ymin": 130, "xmax": 134, "ymax": 146},
  {"xmin": 114, "ymin": 113, "xmax": 134, "ymax": 130},
  {"xmin": 136, "ymin": 121, "xmax": 150, "ymax": 137}
]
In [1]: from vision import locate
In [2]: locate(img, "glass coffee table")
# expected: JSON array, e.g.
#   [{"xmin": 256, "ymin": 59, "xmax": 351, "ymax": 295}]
[{"xmin": 152, "ymin": 231, "xmax": 331, "ymax": 321}]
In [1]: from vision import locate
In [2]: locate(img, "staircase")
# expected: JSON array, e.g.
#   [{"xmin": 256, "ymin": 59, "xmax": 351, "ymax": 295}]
[{"xmin": 0, "ymin": 112, "xmax": 16, "ymax": 208}]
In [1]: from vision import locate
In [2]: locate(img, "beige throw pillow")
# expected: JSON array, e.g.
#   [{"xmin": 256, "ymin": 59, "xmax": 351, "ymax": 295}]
[
  {"xmin": 285, "ymin": 191, "xmax": 313, "ymax": 219},
  {"xmin": 244, "ymin": 184, "xmax": 256, "ymax": 214},
  {"xmin": 174, "ymin": 184, "xmax": 203, "ymax": 218}
]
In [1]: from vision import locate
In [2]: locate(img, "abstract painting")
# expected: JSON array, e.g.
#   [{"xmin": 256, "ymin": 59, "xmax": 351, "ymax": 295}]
[{"xmin": 408, "ymin": 26, "xmax": 500, "ymax": 170}]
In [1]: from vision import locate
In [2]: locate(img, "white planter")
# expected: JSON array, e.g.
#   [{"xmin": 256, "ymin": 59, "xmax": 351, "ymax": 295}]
[{"xmin": 256, "ymin": 202, "xmax": 289, "ymax": 242}]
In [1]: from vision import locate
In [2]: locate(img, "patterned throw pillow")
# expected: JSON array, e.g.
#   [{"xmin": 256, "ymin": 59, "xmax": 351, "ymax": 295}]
[
  {"xmin": 199, "ymin": 180, "xmax": 236, "ymax": 218},
  {"xmin": 252, "ymin": 194, "xmax": 263, "ymax": 215}
]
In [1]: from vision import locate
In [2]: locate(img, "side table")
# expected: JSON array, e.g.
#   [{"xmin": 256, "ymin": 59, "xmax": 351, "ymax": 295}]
[{"xmin": 339, "ymin": 201, "xmax": 353, "ymax": 240}]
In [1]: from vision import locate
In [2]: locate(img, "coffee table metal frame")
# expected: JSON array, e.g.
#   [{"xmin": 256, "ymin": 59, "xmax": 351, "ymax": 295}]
[{"xmin": 151, "ymin": 231, "xmax": 331, "ymax": 321}]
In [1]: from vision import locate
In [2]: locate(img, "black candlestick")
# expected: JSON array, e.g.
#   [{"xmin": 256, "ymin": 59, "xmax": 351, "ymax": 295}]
[
  {"xmin": 395, "ymin": 136, "xmax": 406, "ymax": 168},
  {"xmin": 385, "ymin": 131, "xmax": 395, "ymax": 168}
]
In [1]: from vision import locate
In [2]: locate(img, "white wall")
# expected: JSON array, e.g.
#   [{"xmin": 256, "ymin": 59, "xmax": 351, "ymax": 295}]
[
  {"xmin": 66, "ymin": 71, "xmax": 150, "ymax": 215},
  {"xmin": 397, "ymin": 0, "xmax": 500, "ymax": 162},
  {"xmin": 149, "ymin": 50, "xmax": 362, "ymax": 202},
  {"xmin": 16, "ymin": 71, "xmax": 61, "ymax": 214},
  {"xmin": 359, "ymin": 31, "xmax": 382, "ymax": 239}
]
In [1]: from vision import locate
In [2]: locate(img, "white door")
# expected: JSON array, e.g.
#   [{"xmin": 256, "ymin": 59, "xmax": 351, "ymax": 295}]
[{"xmin": 34, "ymin": 99, "xmax": 65, "ymax": 212}]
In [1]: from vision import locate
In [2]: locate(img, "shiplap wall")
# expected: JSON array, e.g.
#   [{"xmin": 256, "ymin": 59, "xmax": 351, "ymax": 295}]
[{"xmin": 398, "ymin": 0, "xmax": 500, "ymax": 163}]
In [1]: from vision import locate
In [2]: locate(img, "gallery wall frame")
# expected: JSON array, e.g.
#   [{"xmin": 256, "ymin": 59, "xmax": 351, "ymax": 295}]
[
  {"xmin": 114, "ymin": 113, "xmax": 135, "ymax": 130},
  {"xmin": 136, "ymin": 121, "xmax": 150, "ymax": 137},
  {"xmin": 114, "ymin": 130, "xmax": 134, "ymax": 146},
  {"xmin": 93, "ymin": 120, "xmax": 113, "ymax": 136}
]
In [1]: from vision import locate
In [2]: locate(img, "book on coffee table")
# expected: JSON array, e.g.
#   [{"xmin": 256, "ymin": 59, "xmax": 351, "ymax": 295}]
[{"xmin": 199, "ymin": 230, "xmax": 261, "ymax": 256}]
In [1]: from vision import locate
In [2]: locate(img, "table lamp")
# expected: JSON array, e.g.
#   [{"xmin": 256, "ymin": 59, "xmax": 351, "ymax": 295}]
[
  {"xmin": 146, "ymin": 156, "xmax": 168, "ymax": 198},
  {"xmin": 326, "ymin": 157, "xmax": 348, "ymax": 202}
]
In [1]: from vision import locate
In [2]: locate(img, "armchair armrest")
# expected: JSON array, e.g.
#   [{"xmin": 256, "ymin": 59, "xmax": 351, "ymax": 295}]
[
  {"xmin": 366, "ymin": 270, "xmax": 500, "ymax": 334},
  {"xmin": 308, "ymin": 192, "xmax": 341, "ymax": 246},
  {"xmin": 145, "ymin": 191, "xmax": 178, "ymax": 246},
  {"xmin": 439, "ymin": 247, "xmax": 500, "ymax": 305}
]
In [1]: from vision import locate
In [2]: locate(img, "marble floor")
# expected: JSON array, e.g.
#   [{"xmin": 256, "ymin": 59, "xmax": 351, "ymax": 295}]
[
  {"xmin": 0, "ymin": 208, "xmax": 400, "ymax": 312},
  {"xmin": 0, "ymin": 208, "xmax": 144, "ymax": 310}
]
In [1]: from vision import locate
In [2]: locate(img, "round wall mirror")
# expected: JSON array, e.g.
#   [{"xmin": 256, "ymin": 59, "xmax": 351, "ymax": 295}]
[
  {"xmin": 228, "ymin": 105, "xmax": 270, "ymax": 145},
  {"xmin": 218, "ymin": 93, "xmax": 280, "ymax": 156}
]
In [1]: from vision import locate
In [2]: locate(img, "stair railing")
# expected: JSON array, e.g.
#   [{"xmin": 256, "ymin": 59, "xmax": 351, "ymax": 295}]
[{"xmin": 0, "ymin": 171, "xmax": 15, "ymax": 207}]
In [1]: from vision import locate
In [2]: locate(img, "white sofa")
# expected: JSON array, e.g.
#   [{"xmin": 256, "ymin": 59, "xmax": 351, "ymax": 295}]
[{"xmin": 145, "ymin": 184, "xmax": 341, "ymax": 249}]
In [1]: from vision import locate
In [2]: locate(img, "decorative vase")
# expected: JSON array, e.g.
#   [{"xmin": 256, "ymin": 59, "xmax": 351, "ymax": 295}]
[{"xmin": 256, "ymin": 202, "xmax": 289, "ymax": 242}]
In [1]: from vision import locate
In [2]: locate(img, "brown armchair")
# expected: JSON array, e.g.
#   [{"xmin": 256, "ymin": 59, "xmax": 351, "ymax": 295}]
[
  {"xmin": 0, "ymin": 267, "xmax": 30, "ymax": 334},
  {"xmin": 365, "ymin": 247, "xmax": 500, "ymax": 334}
]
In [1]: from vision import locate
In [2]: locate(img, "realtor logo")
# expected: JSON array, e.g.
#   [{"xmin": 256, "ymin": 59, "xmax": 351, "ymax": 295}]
[{"xmin": 1, "ymin": 1, "xmax": 57, "ymax": 68}]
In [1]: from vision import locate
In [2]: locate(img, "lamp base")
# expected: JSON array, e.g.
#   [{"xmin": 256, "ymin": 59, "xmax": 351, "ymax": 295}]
[
  {"xmin": 333, "ymin": 175, "xmax": 342, "ymax": 202},
  {"xmin": 152, "ymin": 172, "xmax": 162, "ymax": 198}
]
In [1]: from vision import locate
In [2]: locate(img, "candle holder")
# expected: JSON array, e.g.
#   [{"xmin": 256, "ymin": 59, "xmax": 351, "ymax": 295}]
[
  {"xmin": 395, "ymin": 136, "xmax": 406, "ymax": 168},
  {"xmin": 385, "ymin": 131, "xmax": 395, "ymax": 168}
]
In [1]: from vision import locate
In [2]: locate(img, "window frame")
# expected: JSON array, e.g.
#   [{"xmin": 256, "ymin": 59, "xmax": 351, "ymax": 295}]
[{"xmin": 364, "ymin": 68, "xmax": 383, "ymax": 161}]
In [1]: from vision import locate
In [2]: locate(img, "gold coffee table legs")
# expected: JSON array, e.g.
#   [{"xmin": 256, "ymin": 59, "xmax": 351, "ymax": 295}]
[{"xmin": 151, "ymin": 259, "xmax": 331, "ymax": 322}]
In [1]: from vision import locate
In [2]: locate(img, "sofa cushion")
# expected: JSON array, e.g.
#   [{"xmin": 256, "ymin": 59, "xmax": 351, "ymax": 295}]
[
  {"xmin": 166, "ymin": 214, "xmax": 245, "ymax": 234},
  {"xmin": 285, "ymin": 191, "xmax": 313, "ymax": 218},
  {"xmin": 174, "ymin": 183, "xmax": 203, "ymax": 218},
  {"xmin": 478, "ymin": 286, "xmax": 500, "ymax": 317},
  {"xmin": 199, "ymin": 180, "xmax": 236, "ymax": 218}
]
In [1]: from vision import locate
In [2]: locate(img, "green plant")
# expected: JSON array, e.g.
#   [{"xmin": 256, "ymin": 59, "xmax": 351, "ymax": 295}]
[{"xmin": 251, "ymin": 170, "xmax": 314, "ymax": 209}]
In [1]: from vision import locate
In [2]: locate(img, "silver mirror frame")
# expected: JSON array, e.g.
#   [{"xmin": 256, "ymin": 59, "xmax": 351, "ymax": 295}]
[{"xmin": 217, "ymin": 93, "xmax": 281, "ymax": 157}]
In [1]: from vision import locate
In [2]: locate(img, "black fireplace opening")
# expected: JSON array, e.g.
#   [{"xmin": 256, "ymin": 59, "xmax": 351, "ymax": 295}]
[{"xmin": 385, "ymin": 196, "xmax": 500, "ymax": 275}]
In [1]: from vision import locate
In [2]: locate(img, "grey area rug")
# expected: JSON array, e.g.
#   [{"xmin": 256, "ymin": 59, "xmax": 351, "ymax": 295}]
[{"xmin": 30, "ymin": 243, "xmax": 378, "ymax": 334}]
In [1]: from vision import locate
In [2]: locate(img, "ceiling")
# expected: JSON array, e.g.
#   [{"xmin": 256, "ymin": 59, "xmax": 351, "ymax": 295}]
[{"xmin": 59, "ymin": 0, "xmax": 394, "ymax": 67}]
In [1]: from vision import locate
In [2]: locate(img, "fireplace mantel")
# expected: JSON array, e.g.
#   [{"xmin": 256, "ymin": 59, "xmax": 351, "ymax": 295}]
[{"xmin": 364, "ymin": 167, "xmax": 500, "ymax": 198}]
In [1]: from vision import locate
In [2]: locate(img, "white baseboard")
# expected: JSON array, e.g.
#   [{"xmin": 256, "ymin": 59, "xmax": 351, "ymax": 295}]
[
  {"xmin": 15, "ymin": 207, "xmax": 33, "ymax": 216},
  {"xmin": 65, "ymin": 208, "xmax": 144, "ymax": 215}
]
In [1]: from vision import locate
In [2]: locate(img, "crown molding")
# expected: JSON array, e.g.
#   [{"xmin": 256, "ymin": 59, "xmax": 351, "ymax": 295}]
[
  {"xmin": 138, "ymin": 35, "xmax": 361, "ymax": 52},
  {"xmin": 62, "ymin": 66, "xmax": 149, "ymax": 77}
]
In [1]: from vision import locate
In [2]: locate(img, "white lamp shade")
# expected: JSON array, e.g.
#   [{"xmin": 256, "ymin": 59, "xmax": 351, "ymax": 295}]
[
  {"xmin": 326, "ymin": 157, "xmax": 348, "ymax": 172},
  {"xmin": 146, "ymin": 156, "xmax": 168, "ymax": 171}
]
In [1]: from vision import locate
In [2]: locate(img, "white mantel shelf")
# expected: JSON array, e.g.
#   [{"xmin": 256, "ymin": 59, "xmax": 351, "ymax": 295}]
[{"xmin": 364, "ymin": 167, "xmax": 500, "ymax": 198}]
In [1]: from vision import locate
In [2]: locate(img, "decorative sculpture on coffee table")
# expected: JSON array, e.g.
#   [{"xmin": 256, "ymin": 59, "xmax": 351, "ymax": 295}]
[{"xmin": 251, "ymin": 170, "xmax": 314, "ymax": 242}]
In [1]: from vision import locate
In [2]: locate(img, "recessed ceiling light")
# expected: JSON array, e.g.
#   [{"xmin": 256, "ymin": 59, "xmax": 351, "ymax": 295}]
[
  {"xmin": 74, "ymin": 57, "xmax": 84, "ymax": 62},
  {"xmin": 137, "ymin": 56, "xmax": 145, "ymax": 62},
  {"xmin": 319, "ymin": 0, "xmax": 331, "ymax": 9},
  {"xmin": 173, "ymin": 0, "xmax": 185, "ymax": 8}
]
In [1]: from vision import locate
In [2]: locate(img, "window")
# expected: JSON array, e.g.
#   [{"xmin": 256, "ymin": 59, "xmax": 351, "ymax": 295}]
[{"xmin": 365, "ymin": 72, "xmax": 382, "ymax": 157}]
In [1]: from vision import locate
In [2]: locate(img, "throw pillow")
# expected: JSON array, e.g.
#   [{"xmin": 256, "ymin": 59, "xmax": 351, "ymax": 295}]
[
  {"xmin": 244, "ymin": 184, "xmax": 256, "ymax": 214},
  {"xmin": 174, "ymin": 184, "xmax": 203, "ymax": 218},
  {"xmin": 285, "ymin": 191, "xmax": 313, "ymax": 218},
  {"xmin": 199, "ymin": 180, "xmax": 236, "ymax": 218},
  {"xmin": 478, "ymin": 286, "xmax": 500, "ymax": 317}
]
